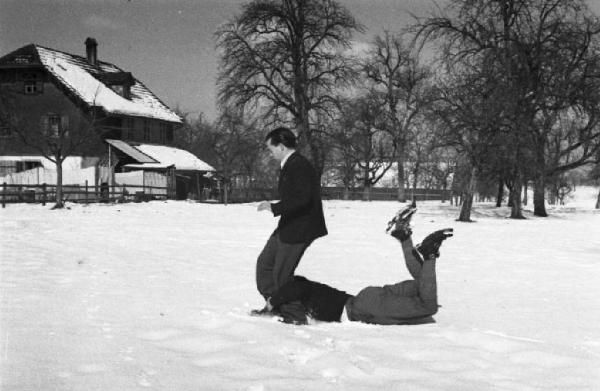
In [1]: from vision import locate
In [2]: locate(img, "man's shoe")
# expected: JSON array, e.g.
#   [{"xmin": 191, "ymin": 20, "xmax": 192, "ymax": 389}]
[
  {"xmin": 280, "ymin": 315, "xmax": 308, "ymax": 325},
  {"xmin": 250, "ymin": 306, "xmax": 279, "ymax": 317},
  {"xmin": 386, "ymin": 203, "xmax": 417, "ymax": 241},
  {"xmin": 416, "ymin": 228, "xmax": 453, "ymax": 259}
]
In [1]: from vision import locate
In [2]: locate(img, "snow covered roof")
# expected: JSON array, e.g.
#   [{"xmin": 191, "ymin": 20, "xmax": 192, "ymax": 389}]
[
  {"xmin": 106, "ymin": 140, "xmax": 214, "ymax": 172},
  {"xmin": 106, "ymin": 139, "xmax": 157, "ymax": 164},
  {"xmin": 134, "ymin": 144, "xmax": 215, "ymax": 171},
  {"xmin": 1, "ymin": 44, "xmax": 182, "ymax": 123}
]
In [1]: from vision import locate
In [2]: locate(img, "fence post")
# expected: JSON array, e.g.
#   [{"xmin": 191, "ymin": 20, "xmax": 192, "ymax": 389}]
[
  {"xmin": 42, "ymin": 183, "xmax": 46, "ymax": 206},
  {"xmin": 2, "ymin": 182, "xmax": 5, "ymax": 208},
  {"xmin": 111, "ymin": 183, "xmax": 115, "ymax": 203},
  {"xmin": 85, "ymin": 180, "xmax": 88, "ymax": 204}
]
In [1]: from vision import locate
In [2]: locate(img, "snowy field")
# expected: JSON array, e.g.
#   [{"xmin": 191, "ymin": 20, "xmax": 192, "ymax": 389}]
[{"xmin": 1, "ymin": 187, "xmax": 599, "ymax": 391}]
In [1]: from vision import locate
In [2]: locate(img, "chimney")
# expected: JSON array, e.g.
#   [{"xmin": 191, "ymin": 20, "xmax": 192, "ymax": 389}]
[{"xmin": 85, "ymin": 37, "xmax": 98, "ymax": 65}]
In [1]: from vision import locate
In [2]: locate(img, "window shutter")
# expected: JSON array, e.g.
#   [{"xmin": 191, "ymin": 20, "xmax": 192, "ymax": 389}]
[
  {"xmin": 61, "ymin": 115, "xmax": 69, "ymax": 130},
  {"xmin": 40, "ymin": 115, "xmax": 49, "ymax": 133}
]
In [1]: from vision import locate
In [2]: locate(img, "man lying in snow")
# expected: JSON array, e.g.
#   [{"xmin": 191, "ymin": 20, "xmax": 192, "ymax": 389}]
[{"xmin": 262, "ymin": 205, "xmax": 453, "ymax": 325}]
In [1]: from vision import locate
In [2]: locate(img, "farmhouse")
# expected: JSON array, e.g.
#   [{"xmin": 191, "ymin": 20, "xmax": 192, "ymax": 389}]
[{"xmin": 0, "ymin": 38, "xmax": 214, "ymax": 199}]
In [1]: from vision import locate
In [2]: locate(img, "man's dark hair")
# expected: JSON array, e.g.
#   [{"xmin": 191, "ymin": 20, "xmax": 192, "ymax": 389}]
[{"xmin": 265, "ymin": 127, "xmax": 297, "ymax": 149}]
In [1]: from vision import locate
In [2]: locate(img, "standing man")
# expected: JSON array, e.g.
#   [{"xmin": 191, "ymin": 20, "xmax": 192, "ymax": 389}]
[{"xmin": 254, "ymin": 127, "xmax": 327, "ymax": 324}]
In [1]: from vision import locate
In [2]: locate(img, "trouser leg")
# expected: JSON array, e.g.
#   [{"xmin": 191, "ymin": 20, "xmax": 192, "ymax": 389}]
[
  {"xmin": 272, "ymin": 237, "xmax": 310, "ymax": 288},
  {"xmin": 398, "ymin": 237, "xmax": 437, "ymax": 311},
  {"xmin": 400, "ymin": 237, "xmax": 422, "ymax": 280},
  {"xmin": 272, "ymin": 236, "xmax": 311, "ymax": 323},
  {"xmin": 417, "ymin": 258, "xmax": 438, "ymax": 312},
  {"xmin": 388, "ymin": 257, "xmax": 438, "ymax": 313},
  {"xmin": 256, "ymin": 233, "xmax": 279, "ymax": 299},
  {"xmin": 348, "ymin": 258, "xmax": 438, "ymax": 324}
]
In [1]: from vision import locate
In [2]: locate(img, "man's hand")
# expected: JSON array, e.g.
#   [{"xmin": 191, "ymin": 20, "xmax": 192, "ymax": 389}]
[{"xmin": 257, "ymin": 201, "xmax": 272, "ymax": 212}]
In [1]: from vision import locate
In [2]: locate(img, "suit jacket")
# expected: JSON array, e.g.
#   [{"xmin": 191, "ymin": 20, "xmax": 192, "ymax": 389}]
[{"xmin": 270, "ymin": 152, "xmax": 327, "ymax": 244}]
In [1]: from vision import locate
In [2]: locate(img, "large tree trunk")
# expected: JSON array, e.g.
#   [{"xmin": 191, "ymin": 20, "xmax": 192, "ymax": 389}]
[
  {"xmin": 362, "ymin": 164, "xmax": 371, "ymax": 201},
  {"xmin": 510, "ymin": 174, "xmax": 525, "ymax": 219},
  {"xmin": 396, "ymin": 150, "xmax": 406, "ymax": 202},
  {"xmin": 412, "ymin": 160, "xmax": 420, "ymax": 192},
  {"xmin": 223, "ymin": 182, "xmax": 229, "ymax": 205},
  {"xmin": 343, "ymin": 186, "xmax": 350, "ymax": 201},
  {"xmin": 522, "ymin": 181, "xmax": 528, "ymax": 206},
  {"xmin": 53, "ymin": 160, "xmax": 64, "ymax": 209},
  {"xmin": 458, "ymin": 166, "xmax": 477, "ymax": 222},
  {"xmin": 495, "ymin": 178, "xmax": 504, "ymax": 207},
  {"xmin": 362, "ymin": 185, "xmax": 371, "ymax": 201},
  {"xmin": 533, "ymin": 173, "xmax": 548, "ymax": 217},
  {"xmin": 295, "ymin": 94, "xmax": 325, "ymax": 176},
  {"xmin": 305, "ymin": 134, "xmax": 325, "ymax": 179},
  {"xmin": 441, "ymin": 180, "xmax": 448, "ymax": 203},
  {"xmin": 533, "ymin": 140, "xmax": 548, "ymax": 216}
]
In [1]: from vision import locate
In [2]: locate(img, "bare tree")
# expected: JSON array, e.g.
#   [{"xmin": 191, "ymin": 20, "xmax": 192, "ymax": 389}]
[
  {"xmin": 0, "ymin": 86, "xmax": 100, "ymax": 209},
  {"xmin": 414, "ymin": 0, "xmax": 600, "ymax": 218},
  {"xmin": 364, "ymin": 31, "xmax": 432, "ymax": 202},
  {"xmin": 203, "ymin": 109, "xmax": 261, "ymax": 205},
  {"xmin": 431, "ymin": 64, "xmax": 510, "ymax": 221},
  {"xmin": 216, "ymin": 0, "xmax": 363, "ymax": 175},
  {"xmin": 335, "ymin": 92, "xmax": 394, "ymax": 201}
]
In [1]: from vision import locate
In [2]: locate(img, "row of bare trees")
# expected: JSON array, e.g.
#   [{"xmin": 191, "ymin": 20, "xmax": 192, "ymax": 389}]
[
  {"xmin": 205, "ymin": 0, "xmax": 600, "ymax": 220},
  {"xmin": 2, "ymin": 0, "xmax": 599, "ymax": 215}
]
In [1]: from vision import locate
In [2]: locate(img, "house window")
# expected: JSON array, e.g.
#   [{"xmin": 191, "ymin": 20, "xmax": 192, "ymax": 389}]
[
  {"xmin": 110, "ymin": 85, "xmax": 124, "ymax": 96},
  {"xmin": 16, "ymin": 161, "xmax": 41, "ymax": 172},
  {"xmin": 0, "ymin": 161, "xmax": 16, "ymax": 177},
  {"xmin": 13, "ymin": 55, "xmax": 33, "ymax": 64},
  {"xmin": 143, "ymin": 120, "xmax": 150, "ymax": 141},
  {"xmin": 0, "ymin": 117, "xmax": 11, "ymax": 137},
  {"xmin": 49, "ymin": 115, "xmax": 61, "ymax": 136},
  {"xmin": 22, "ymin": 72, "xmax": 43, "ymax": 94},
  {"xmin": 41, "ymin": 114, "xmax": 69, "ymax": 138},
  {"xmin": 24, "ymin": 81, "xmax": 38, "ymax": 94}
]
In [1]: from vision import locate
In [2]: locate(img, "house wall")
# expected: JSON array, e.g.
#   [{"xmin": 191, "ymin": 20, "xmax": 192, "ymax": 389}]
[
  {"xmin": 120, "ymin": 117, "xmax": 174, "ymax": 145},
  {"xmin": 0, "ymin": 69, "xmax": 107, "ymax": 177},
  {"xmin": 0, "ymin": 68, "xmax": 92, "ymax": 155},
  {"xmin": 1, "ymin": 66, "xmax": 176, "ymax": 177}
]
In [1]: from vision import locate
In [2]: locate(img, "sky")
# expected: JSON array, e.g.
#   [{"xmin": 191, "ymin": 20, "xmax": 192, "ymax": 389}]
[{"xmin": 0, "ymin": 0, "xmax": 438, "ymax": 121}]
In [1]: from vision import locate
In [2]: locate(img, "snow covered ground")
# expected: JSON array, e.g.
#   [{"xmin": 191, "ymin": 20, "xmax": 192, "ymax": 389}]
[{"xmin": 1, "ymin": 187, "xmax": 599, "ymax": 390}]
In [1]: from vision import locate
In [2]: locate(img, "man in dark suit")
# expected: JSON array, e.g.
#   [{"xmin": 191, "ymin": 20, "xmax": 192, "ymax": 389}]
[{"xmin": 254, "ymin": 127, "xmax": 327, "ymax": 324}]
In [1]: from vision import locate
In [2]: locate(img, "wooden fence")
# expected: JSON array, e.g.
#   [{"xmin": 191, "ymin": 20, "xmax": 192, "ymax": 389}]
[
  {"xmin": 1, "ymin": 181, "xmax": 169, "ymax": 208},
  {"xmin": 321, "ymin": 187, "xmax": 451, "ymax": 201},
  {"xmin": 2, "ymin": 182, "xmax": 451, "ymax": 207},
  {"xmin": 219, "ymin": 186, "xmax": 451, "ymax": 203}
]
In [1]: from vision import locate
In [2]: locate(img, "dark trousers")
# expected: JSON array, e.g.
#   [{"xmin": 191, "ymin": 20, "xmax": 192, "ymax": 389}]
[
  {"xmin": 347, "ymin": 240, "xmax": 438, "ymax": 325},
  {"xmin": 256, "ymin": 233, "xmax": 310, "ymax": 322}
]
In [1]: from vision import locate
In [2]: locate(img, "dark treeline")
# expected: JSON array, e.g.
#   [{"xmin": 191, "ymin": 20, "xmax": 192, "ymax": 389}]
[{"xmin": 176, "ymin": 0, "xmax": 600, "ymax": 218}]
